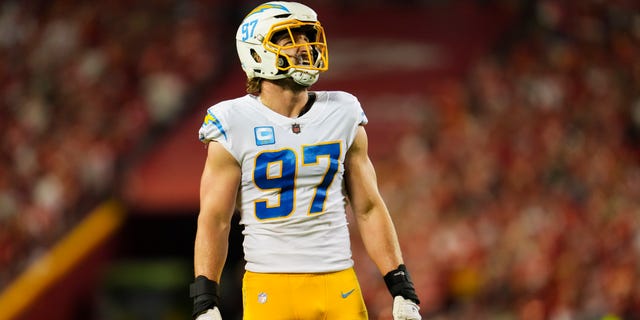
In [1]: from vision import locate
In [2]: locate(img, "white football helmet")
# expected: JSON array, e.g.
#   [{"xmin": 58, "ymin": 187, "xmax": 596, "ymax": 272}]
[{"xmin": 235, "ymin": 1, "xmax": 328, "ymax": 86}]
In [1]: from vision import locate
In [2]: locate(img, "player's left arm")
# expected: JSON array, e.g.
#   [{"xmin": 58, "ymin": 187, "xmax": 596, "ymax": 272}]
[
  {"xmin": 345, "ymin": 126, "xmax": 421, "ymax": 319},
  {"xmin": 345, "ymin": 126, "xmax": 403, "ymax": 273}
]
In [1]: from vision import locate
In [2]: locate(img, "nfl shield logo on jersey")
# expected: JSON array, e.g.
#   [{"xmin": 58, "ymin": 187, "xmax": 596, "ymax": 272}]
[{"xmin": 254, "ymin": 126, "xmax": 275, "ymax": 146}]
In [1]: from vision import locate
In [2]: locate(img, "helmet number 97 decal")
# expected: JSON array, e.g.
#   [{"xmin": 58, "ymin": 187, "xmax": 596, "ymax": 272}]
[{"xmin": 241, "ymin": 19, "xmax": 259, "ymax": 41}]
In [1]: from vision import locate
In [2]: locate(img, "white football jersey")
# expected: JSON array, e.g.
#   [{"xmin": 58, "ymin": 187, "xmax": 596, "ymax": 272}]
[{"xmin": 199, "ymin": 91, "xmax": 368, "ymax": 273}]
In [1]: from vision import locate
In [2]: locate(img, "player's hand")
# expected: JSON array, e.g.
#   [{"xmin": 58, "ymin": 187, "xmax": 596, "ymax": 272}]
[
  {"xmin": 393, "ymin": 296, "xmax": 421, "ymax": 320},
  {"xmin": 195, "ymin": 307, "xmax": 222, "ymax": 320}
]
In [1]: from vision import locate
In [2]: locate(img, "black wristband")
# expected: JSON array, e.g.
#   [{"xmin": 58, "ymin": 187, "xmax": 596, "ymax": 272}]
[
  {"xmin": 189, "ymin": 275, "xmax": 220, "ymax": 318},
  {"xmin": 383, "ymin": 264, "xmax": 420, "ymax": 304}
]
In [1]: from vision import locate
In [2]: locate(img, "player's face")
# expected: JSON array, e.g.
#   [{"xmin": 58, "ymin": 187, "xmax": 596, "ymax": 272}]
[{"xmin": 274, "ymin": 30, "xmax": 312, "ymax": 66}]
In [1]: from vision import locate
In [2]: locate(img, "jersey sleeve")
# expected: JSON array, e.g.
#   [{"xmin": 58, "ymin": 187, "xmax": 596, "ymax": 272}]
[
  {"xmin": 197, "ymin": 102, "xmax": 243, "ymax": 162},
  {"xmin": 326, "ymin": 91, "xmax": 369, "ymax": 151},
  {"xmin": 356, "ymin": 102, "xmax": 368, "ymax": 126},
  {"xmin": 335, "ymin": 91, "xmax": 368, "ymax": 126},
  {"xmin": 198, "ymin": 106, "xmax": 228, "ymax": 144}
]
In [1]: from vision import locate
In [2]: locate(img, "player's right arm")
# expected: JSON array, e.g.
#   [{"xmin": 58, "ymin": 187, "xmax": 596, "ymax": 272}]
[{"xmin": 192, "ymin": 141, "xmax": 240, "ymax": 318}]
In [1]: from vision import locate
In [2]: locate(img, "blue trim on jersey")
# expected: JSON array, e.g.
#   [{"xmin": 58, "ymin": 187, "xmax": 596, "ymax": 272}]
[{"xmin": 204, "ymin": 110, "xmax": 227, "ymax": 141}]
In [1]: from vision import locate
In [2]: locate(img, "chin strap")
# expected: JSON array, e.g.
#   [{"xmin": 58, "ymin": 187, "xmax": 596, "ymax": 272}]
[{"xmin": 290, "ymin": 69, "xmax": 319, "ymax": 86}]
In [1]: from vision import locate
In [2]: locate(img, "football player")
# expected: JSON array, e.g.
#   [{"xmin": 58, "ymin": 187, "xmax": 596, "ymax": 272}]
[{"xmin": 191, "ymin": 2, "xmax": 421, "ymax": 319}]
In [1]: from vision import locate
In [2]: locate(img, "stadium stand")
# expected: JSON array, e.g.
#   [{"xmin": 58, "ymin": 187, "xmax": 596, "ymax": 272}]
[{"xmin": 0, "ymin": 1, "xmax": 234, "ymax": 318}]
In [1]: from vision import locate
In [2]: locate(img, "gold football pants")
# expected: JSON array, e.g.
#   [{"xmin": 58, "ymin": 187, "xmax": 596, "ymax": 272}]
[{"xmin": 242, "ymin": 267, "xmax": 368, "ymax": 320}]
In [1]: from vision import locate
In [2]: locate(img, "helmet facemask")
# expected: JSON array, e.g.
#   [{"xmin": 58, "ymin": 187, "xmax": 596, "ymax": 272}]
[{"xmin": 265, "ymin": 21, "xmax": 328, "ymax": 86}]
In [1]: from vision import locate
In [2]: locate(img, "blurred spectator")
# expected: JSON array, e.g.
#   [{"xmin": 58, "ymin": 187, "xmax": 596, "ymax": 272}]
[
  {"xmin": 356, "ymin": 0, "xmax": 640, "ymax": 319},
  {"xmin": 0, "ymin": 0, "xmax": 223, "ymax": 288}
]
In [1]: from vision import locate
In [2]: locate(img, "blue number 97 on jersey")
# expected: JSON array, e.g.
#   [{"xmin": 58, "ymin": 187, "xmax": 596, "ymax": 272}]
[{"xmin": 253, "ymin": 142, "xmax": 341, "ymax": 221}]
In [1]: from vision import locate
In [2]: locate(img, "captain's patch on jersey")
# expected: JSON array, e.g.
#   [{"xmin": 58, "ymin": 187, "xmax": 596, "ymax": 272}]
[{"xmin": 254, "ymin": 126, "xmax": 275, "ymax": 146}]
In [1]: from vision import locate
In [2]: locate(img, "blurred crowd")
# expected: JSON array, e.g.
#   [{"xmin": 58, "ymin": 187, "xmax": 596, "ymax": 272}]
[
  {"xmin": 355, "ymin": 1, "xmax": 640, "ymax": 319},
  {"xmin": 0, "ymin": 0, "xmax": 225, "ymax": 288}
]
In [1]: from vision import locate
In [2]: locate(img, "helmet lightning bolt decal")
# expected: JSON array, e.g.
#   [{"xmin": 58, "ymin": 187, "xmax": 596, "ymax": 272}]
[{"xmin": 246, "ymin": 3, "xmax": 290, "ymax": 18}]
